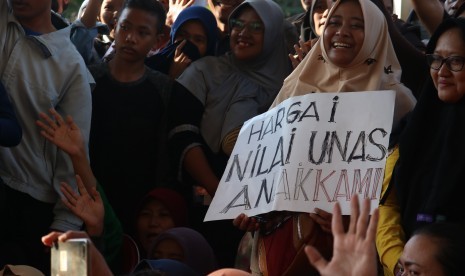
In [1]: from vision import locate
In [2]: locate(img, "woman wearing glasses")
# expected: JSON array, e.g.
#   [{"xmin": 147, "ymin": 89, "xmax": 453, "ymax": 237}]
[
  {"xmin": 234, "ymin": 0, "xmax": 415, "ymax": 275},
  {"xmin": 377, "ymin": 17, "xmax": 465, "ymax": 276},
  {"xmin": 167, "ymin": 0, "xmax": 290, "ymax": 268}
]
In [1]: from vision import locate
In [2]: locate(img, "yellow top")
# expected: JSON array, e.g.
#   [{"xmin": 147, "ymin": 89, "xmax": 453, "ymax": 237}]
[{"xmin": 376, "ymin": 147, "xmax": 406, "ymax": 276}]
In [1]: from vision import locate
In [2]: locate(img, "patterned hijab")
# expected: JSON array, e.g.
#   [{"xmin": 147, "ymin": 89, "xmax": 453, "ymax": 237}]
[
  {"xmin": 272, "ymin": 0, "xmax": 415, "ymax": 128},
  {"xmin": 150, "ymin": 227, "xmax": 217, "ymax": 275},
  {"xmin": 145, "ymin": 6, "xmax": 218, "ymax": 74}
]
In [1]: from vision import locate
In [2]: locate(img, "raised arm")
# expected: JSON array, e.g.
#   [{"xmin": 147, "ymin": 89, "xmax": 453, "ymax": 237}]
[
  {"xmin": 36, "ymin": 109, "xmax": 96, "ymax": 191},
  {"xmin": 80, "ymin": 0, "xmax": 102, "ymax": 29},
  {"xmin": 305, "ymin": 194, "xmax": 379, "ymax": 276},
  {"xmin": 410, "ymin": 0, "xmax": 445, "ymax": 35},
  {"xmin": 165, "ymin": 0, "xmax": 195, "ymax": 27},
  {"xmin": 371, "ymin": 0, "xmax": 428, "ymax": 97},
  {"xmin": 60, "ymin": 175, "xmax": 104, "ymax": 237}
]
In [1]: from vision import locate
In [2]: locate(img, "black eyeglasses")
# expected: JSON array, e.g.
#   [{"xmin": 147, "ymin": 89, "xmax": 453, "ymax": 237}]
[
  {"xmin": 230, "ymin": 19, "xmax": 264, "ymax": 34},
  {"xmin": 426, "ymin": 54, "xmax": 465, "ymax": 72}
]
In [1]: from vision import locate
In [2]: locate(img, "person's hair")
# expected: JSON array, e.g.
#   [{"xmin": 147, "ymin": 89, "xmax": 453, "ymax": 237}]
[
  {"xmin": 412, "ymin": 223, "xmax": 465, "ymax": 276},
  {"xmin": 123, "ymin": 0, "xmax": 167, "ymax": 33},
  {"xmin": 426, "ymin": 17, "xmax": 465, "ymax": 54}
]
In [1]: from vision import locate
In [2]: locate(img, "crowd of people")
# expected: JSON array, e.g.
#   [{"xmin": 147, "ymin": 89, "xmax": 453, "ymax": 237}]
[{"xmin": 1, "ymin": 0, "xmax": 465, "ymax": 275}]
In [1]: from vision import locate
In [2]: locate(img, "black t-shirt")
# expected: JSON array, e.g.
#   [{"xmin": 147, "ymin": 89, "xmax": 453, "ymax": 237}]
[{"xmin": 88, "ymin": 63, "xmax": 171, "ymax": 231}]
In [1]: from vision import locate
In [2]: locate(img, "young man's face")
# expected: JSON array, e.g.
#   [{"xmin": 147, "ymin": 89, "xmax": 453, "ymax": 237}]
[
  {"xmin": 9, "ymin": 0, "xmax": 51, "ymax": 23},
  {"xmin": 114, "ymin": 7, "xmax": 160, "ymax": 62}
]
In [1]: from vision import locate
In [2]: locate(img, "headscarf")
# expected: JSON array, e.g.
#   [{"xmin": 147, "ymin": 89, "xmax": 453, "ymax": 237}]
[
  {"xmin": 132, "ymin": 259, "xmax": 200, "ymax": 276},
  {"xmin": 145, "ymin": 6, "xmax": 218, "ymax": 74},
  {"xmin": 304, "ymin": 0, "xmax": 332, "ymax": 41},
  {"xmin": 272, "ymin": 0, "xmax": 416, "ymax": 128},
  {"xmin": 176, "ymin": 0, "xmax": 291, "ymax": 153},
  {"xmin": 394, "ymin": 18, "xmax": 465, "ymax": 238},
  {"xmin": 227, "ymin": 0, "xmax": 290, "ymax": 93},
  {"xmin": 150, "ymin": 227, "xmax": 218, "ymax": 275},
  {"xmin": 169, "ymin": 6, "xmax": 218, "ymax": 57}
]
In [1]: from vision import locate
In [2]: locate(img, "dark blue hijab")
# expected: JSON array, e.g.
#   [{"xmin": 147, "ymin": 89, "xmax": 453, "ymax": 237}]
[{"xmin": 146, "ymin": 6, "xmax": 218, "ymax": 74}]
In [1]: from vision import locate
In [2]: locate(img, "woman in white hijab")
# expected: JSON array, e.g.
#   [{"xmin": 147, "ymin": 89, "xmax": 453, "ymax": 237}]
[{"xmin": 273, "ymin": 0, "xmax": 416, "ymax": 129}]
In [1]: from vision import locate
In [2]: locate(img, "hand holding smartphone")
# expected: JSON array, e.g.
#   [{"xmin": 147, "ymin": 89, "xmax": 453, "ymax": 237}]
[{"xmin": 51, "ymin": 238, "xmax": 90, "ymax": 276}]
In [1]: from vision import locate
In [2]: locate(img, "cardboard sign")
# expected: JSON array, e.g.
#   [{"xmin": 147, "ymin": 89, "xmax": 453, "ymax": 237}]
[{"xmin": 205, "ymin": 91, "xmax": 395, "ymax": 221}]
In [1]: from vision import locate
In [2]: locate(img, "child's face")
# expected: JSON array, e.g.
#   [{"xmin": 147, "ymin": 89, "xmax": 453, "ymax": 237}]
[
  {"xmin": 323, "ymin": 0, "xmax": 364, "ymax": 68},
  {"xmin": 137, "ymin": 199, "xmax": 175, "ymax": 254},
  {"xmin": 114, "ymin": 7, "xmax": 160, "ymax": 62},
  {"xmin": 99, "ymin": 0, "xmax": 124, "ymax": 38}
]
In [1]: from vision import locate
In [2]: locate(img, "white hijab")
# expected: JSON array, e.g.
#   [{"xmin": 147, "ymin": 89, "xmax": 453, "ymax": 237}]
[{"xmin": 272, "ymin": 0, "xmax": 416, "ymax": 127}]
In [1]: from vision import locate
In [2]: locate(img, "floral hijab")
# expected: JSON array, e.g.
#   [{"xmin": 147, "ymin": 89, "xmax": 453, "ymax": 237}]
[{"xmin": 272, "ymin": 0, "xmax": 415, "ymax": 128}]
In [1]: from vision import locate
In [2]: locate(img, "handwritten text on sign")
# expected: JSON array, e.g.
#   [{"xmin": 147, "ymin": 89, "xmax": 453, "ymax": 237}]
[{"xmin": 205, "ymin": 91, "xmax": 395, "ymax": 221}]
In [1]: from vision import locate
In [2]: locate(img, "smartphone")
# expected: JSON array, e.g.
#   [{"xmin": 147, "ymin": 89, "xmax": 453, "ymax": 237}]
[{"xmin": 51, "ymin": 238, "xmax": 90, "ymax": 276}]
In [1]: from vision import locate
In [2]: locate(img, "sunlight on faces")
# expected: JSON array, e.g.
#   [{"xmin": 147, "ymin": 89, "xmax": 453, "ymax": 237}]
[
  {"xmin": 230, "ymin": 6, "xmax": 264, "ymax": 61},
  {"xmin": 100, "ymin": 0, "xmax": 124, "ymax": 38},
  {"xmin": 323, "ymin": 0, "xmax": 364, "ymax": 68},
  {"xmin": 151, "ymin": 238, "xmax": 185, "ymax": 262},
  {"xmin": 431, "ymin": 28, "xmax": 465, "ymax": 103},
  {"xmin": 398, "ymin": 235, "xmax": 445, "ymax": 276},
  {"xmin": 136, "ymin": 200, "xmax": 175, "ymax": 254},
  {"xmin": 114, "ymin": 7, "xmax": 161, "ymax": 62},
  {"xmin": 175, "ymin": 20, "xmax": 208, "ymax": 56}
]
